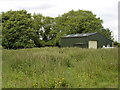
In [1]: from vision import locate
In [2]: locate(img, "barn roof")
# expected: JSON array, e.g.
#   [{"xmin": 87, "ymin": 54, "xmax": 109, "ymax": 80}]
[{"xmin": 62, "ymin": 32, "xmax": 97, "ymax": 38}]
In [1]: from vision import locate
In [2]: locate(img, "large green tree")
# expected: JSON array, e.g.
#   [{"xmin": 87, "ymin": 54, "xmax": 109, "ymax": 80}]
[
  {"xmin": 54, "ymin": 10, "xmax": 113, "ymax": 45},
  {"xmin": 2, "ymin": 10, "xmax": 35, "ymax": 49}
]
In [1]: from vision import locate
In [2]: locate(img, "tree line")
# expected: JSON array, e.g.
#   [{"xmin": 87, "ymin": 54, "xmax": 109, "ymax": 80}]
[{"xmin": 1, "ymin": 9, "xmax": 113, "ymax": 49}]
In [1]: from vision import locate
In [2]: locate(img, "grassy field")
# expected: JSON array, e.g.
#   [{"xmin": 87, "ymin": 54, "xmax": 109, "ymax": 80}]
[{"xmin": 2, "ymin": 47, "xmax": 118, "ymax": 88}]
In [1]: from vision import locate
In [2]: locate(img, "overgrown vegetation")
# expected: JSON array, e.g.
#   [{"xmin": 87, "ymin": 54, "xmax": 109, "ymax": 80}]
[
  {"xmin": 2, "ymin": 9, "xmax": 113, "ymax": 49},
  {"xmin": 2, "ymin": 47, "xmax": 118, "ymax": 88},
  {"xmin": 114, "ymin": 41, "xmax": 120, "ymax": 47},
  {"xmin": 0, "ymin": 13, "xmax": 2, "ymax": 46}
]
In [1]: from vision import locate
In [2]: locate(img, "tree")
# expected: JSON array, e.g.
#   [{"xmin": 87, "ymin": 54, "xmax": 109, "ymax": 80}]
[
  {"xmin": 31, "ymin": 14, "xmax": 45, "ymax": 47},
  {"xmin": 2, "ymin": 9, "xmax": 113, "ymax": 48},
  {"xmin": 32, "ymin": 14, "xmax": 56, "ymax": 46},
  {"xmin": 41, "ymin": 16, "xmax": 57, "ymax": 46},
  {"xmin": 2, "ymin": 10, "xmax": 35, "ymax": 49},
  {"xmin": 54, "ymin": 10, "xmax": 113, "ymax": 45}
]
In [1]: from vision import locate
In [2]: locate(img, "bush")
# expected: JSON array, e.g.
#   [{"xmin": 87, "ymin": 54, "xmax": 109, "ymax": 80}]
[{"xmin": 113, "ymin": 41, "xmax": 120, "ymax": 47}]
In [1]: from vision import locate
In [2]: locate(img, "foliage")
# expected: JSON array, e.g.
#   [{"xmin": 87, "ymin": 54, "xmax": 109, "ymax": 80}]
[
  {"xmin": 31, "ymin": 14, "xmax": 45, "ymax": 47},
  {"xmin": 2, "ymin": 10, "xmax": 35, "ymax": 49},
  {"xmin": 32, "ymin": 14, "xmax": 56, "ymax": 46},
  {"xmin": 54, "ymin": 10, "xmax": 113, "ymax": 45},
  {"xmin": 99, "ymin": 28, "xmax": 113, "ymax": 40},
  {"xmin": 114, "ymin": 41, "xmax": 120, "ymax": 47},
  {"xmin": 2, "ymin": 47, "xmax": 118, "ymax": 88},
  {"xmin": 2, "ymin": 9, "xmax": 113, "ymax": 49},
  {"xmin": 55, "ymin": 10, "xmax": 103, "ymax": 34}
]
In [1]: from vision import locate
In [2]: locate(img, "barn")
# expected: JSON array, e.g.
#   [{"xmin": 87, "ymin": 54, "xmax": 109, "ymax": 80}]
[{"xmin": 60, "ymin": 32, "xmax": 113, "ymax": 48}]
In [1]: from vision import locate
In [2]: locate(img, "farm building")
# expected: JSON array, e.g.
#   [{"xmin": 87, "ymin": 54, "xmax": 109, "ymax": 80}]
[{"xmin": 60, "ymin": 32, "xmax": 113, "ymax": 48}]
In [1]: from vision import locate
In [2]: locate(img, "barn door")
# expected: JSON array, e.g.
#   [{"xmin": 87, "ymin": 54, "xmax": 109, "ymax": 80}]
[{"xmin": 89, "ymin": 41, "xmax": 97, "ymax": 49}]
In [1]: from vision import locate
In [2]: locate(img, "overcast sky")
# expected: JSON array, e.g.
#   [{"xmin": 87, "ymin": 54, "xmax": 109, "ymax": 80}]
[{"xmin": 0, "ymin": 0, "xmax": 119, "ymax": 41}]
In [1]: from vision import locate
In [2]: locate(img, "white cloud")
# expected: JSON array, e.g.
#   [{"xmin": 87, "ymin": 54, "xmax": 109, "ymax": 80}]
[{"xmin": 0, "ymin": 0, "xmax": 119, "ymax": 41}]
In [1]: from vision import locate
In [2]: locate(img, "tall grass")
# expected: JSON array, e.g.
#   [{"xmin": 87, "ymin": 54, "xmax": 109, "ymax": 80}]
[
  {"xmin": 2, "ymin": 47, "xmax": 118, "ymax": 88},
  {"xmin": 0, "ymin": 49, "xmax": 2, "ymax": 89}
]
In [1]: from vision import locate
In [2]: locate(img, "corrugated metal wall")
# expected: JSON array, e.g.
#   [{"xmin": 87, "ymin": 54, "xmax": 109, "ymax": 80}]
[
  {"xmin": 60, "ymin": 33, "xmax": 112, "ymax": 48},
  {"xmin": 60, "ymin": 37, "xmax": 86, "ymax": 47}
]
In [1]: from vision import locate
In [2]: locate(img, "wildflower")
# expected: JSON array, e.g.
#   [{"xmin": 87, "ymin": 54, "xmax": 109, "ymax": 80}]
[
  {"xmin": 59, "ymin": 81, "xmax": 62, "ymax": 84},
  {"xmin": 62, "ymin": 78, "xmax": 64, "ymax": 80},
  {"xmin": 32, "ymin": 83, "xmax": 38, "ymax": 87},
  {"xmin": 33, "ymin": 84, "xmax": 35, "ymax": 86}
]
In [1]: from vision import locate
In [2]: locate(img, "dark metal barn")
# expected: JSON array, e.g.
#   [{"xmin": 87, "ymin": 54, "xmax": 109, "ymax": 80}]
[{"xmin": 60, "ymin": 32, "xmax": 113, "ymax": 48}]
